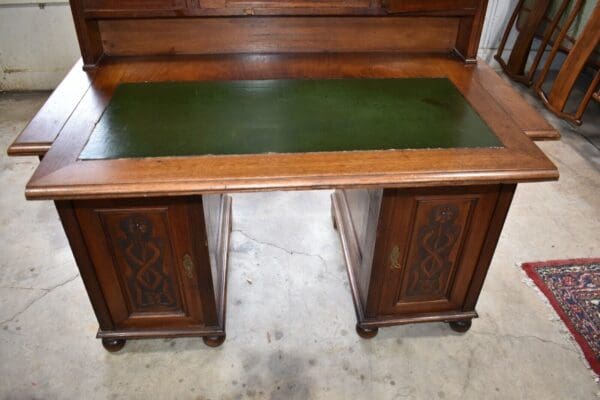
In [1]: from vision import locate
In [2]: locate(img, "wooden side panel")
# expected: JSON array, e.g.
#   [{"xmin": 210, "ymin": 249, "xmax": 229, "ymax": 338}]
[
  {"xmin": 203, "ymin": 194, "xmax": 222, "ymax": 286},
  {"xmin": 373, "ymin": 186, "xmax": 500, "ymax": 315},
  {"xmin": 203, "ymin": 193, "xmax": 231, "ymax": 326},
  {"xmin": 99, "ymin": 17, "xmax": 459, "ymax": 56},
  {"xmin": 55, "ymin": 201, "xmax": 115, "ymax": 331},
  {"xmin": 73, "ymin": 197, "xmax": 218, "ymax": 330},
  {"xmin": 463, "ymin": 184, "xmax": 515, "ymax": 309},
  {"xmin": 342, "ymin": 189, "xmax": 382, "ymax": 308}
]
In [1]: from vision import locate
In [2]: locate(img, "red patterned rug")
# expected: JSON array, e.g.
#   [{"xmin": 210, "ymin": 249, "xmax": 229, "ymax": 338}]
[{"xmin": 522, "ymin": 258, "xmax": 600, "ymax": 375}]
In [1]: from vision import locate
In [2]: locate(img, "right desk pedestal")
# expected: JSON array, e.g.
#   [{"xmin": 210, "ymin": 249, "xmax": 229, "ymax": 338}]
[{"xmin": 331, "ymin": 184, "xmax": 516, "ymax": 338}]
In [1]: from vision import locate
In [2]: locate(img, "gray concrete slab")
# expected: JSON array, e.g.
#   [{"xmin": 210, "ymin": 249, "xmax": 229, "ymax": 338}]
[{"xmin": 0, "ymin": 85, "xmax": 598, "ymax": 399}]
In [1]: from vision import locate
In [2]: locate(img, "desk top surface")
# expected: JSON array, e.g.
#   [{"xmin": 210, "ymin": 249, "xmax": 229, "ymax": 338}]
[
  {"xmin": 80, "ymin": 78, "xmax": 501, "ymax": 160},
  {"xmin": 25, "ymin": 54, "xmax": 558, "ymax": 200}
]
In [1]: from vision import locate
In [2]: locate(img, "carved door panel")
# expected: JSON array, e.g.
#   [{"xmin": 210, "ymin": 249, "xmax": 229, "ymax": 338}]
[
  {"xmin": 374, "ymin": 186, "xmax": 501, "ymax": 316},
  {"xmin": 74, "ymin": 197, "xmax": 217, "ymax": 330}
]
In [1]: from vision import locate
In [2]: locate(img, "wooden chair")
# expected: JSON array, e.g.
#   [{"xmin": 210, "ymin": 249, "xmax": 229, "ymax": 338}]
[
  {"xmin": 534, "ymin": 2, "xmax": 600, "ymax": 125},
  {"xmin": 494, "ymin": 0, "xmax": 585, "ymax": 86},
  {"xmin": 495, "ymin": 0, "xmax": 553, "ymax": 85}
]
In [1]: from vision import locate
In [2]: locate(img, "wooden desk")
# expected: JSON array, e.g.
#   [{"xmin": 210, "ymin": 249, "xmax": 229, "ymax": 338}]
[
  {"xmin": 18, "ymin": 56, "xmax": 557, "ymax": 351},
  {"xmin": 6, "ymin": 0, "xmax": 561, "ymax": 352}
]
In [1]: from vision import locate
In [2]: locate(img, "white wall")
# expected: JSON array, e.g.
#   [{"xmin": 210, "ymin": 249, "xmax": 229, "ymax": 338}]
[
  {"xmin": 480, "ymin": 0, "xmax": 520, "ymax": 65},
  {"xmin": 0, "ymin": 2, "xmax": 79, "ymax": 91},
  {"xmin": 0, "ymin": 0, "xmax": 518, "ymax": 91}
]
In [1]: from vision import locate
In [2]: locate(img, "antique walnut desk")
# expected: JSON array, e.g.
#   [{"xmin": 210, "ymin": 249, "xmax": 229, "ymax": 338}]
[{"xmin": 8, "ymin": 0, "xmax": 560, "ymax": 352}]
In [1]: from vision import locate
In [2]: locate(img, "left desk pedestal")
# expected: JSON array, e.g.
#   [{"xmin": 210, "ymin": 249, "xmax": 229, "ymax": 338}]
[{"xmin": 55, "ymin": 195, "xmax": 232, "ymax": 352}]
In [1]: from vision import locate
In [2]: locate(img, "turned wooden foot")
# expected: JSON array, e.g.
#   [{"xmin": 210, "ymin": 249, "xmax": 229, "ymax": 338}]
[
  {"xmin": 356, "ymin": 324, "xmax": 378, "ymax": 339},
  {"xmin": 102, "ymin": 338, "xmax": 126, "ymax": 352},
  {"xmin": 203, "ymin": 335, "xmax": 226, "ymax": 347},
  {"xmin": 449, "ymin": 320, "xmax": 472, "ymax": 333}
]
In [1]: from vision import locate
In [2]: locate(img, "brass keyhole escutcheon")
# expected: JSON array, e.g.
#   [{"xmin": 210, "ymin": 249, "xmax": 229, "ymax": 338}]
[
  {"xmin": 390, "ymin": 245, "xmax": 401, "ymax": 270},
  {"xmin": 183, "ymin": 254, "xmax": 195, "ymax": 278}
]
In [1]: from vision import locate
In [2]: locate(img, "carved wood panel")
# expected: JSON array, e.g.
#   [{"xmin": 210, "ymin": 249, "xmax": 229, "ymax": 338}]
[
  {"xmin": 399, "ymin": 200, "xmax": 473, "ymax": 301},
  {"xmin": 74, "ymin": 197, "xmax": 216, "ymax": 330},
  {"xmin": 373, "ymin": 186, "xmax": 501, "ymax": 316},
  {"xmin": 99, "ymin": 210, "xmax": 181, "ymax": 313}
]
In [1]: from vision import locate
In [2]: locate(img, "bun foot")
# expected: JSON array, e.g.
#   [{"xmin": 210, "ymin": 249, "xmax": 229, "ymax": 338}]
[
  {"xmin": 356, "ymin": 324, "xmax": 378, "ymax": 339},
  {"xmin": 203, "ymin": 335, "xmax": 226, "ymax": 347},
  {"xmin": 102, "ymin": 338, "xmax": 126, "ymax": 352},
  {"xmin": 449, "ymin": 320, "xmax": 472, "ymax": 333}
]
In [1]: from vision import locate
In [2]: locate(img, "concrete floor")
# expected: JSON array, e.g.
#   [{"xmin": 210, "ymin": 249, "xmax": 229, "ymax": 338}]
[{"xmin": 0, "ymin": 80, "xmax": 599, "ymax": 399}]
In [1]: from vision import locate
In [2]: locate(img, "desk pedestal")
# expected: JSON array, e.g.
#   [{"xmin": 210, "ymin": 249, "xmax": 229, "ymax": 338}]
[
  {"xmin": 54, "ymin": 183, "xmax": 515, "ymax": 349},
  {"xmin": 56, "ymin": 195, "xmax": 231, "ymax": 351},
  {"xmin": 332, "ymin": 185, "xmax": 515, "ymax": 338}
]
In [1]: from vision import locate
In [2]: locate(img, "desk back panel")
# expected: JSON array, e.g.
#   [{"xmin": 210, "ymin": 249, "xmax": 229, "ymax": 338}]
[
  {"xmin": 68, "ymin": 0, "xmax": 489, "ymax": 68},
  {"xmin": 100, "ymin": 17, "xmax": 458, "ymax": 57}
]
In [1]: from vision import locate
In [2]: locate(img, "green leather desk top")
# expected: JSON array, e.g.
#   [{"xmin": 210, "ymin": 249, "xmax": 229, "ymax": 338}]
[{"xmin": 79, "ymin": 78, "xmax": 502, "ymax": 160}]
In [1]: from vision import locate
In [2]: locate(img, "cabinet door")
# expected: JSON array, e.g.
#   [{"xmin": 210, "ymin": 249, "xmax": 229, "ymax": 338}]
[
  {"xmin": 374, "ymin": 186, "xmax": 501, "ymax": 315},
  {"xmin": 74, "ymin": 197, "xmax": 217, "ymax": 330}
]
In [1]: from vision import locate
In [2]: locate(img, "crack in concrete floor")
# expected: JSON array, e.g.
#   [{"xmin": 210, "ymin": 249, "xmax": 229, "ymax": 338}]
[{"xmin": 0, "ymin": 274, "xmax": 79, "ymax": 325}]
